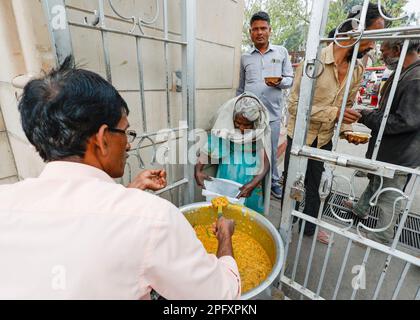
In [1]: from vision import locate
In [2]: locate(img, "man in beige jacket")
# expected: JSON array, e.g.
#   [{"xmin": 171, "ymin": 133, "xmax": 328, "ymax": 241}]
[{"xmin": 282, "ymin": 3, "xmax": 387, "ymax": 244}]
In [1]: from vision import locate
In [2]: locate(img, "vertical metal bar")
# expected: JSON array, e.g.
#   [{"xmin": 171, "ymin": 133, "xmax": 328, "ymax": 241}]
[
  {"xmin": 164, "ymin": 161, "xmax": 174, "ymax": 202},
  {"xmin": 372, "ymin": 255, "xmax": 393, "ymax": 299},
  {"xmin": 300, "ymin": 225, "xmax": 319, "ymax": 299},
  {"xmin": 135, "ymin": 37, "xmax": 147, "ymax": 132},
  {"xmin": 291, "ymin": 220, "xmax": 306, "ymax": 282},
  {"xmin": 98, "ymin": 0, "xmax": 112, "ymax": 82},
  {"xmin": 332, "ymin": 0, "xmax": 370, "ymax": 150},
  {"xmin": 163, "ymin": 0, "xmax": 171, "ymax": 128},
  {"xmin": 317, "ymin": 196, "xmax": 326, "ymax": 220},
  {"xmin": 42, "ymin": 0, "xmax": 74, "ymax": 65},
  {"xmin": 178, "ymin": 177, "xmax": 183, "ymax": 206},
  {"xmin": 315, "ymin": 232, "xmax": 335, "ymax": 297},
  {"xmin": 415, "ymin": 218, "xmax": 420, "ymax": 249},
  {"xmin": 415, "ymin": 287, "xmax": 420, "ymax": 300},
  {"xmin": 407, "ymin": 213, "xmax": 413, "ymax": 230},
  {"xmin": 300, "ymin": 198, "xmax": 326, "ymax": 299},
  {"xmin": 180, "ymin": 0, "xmax": 190, "ymax": 204},
  {"xmin": 181, "ymin": 0, "xmax": 196, "ymax": 204},
  {"xmin": 408, "ymin": 225, "xmax": 415, "ymax": 249},
  {"xmin": 178, "ymin": 120, "xmax": 188, "ymax": 207},
  {"xmin": 278, "ymin": 213, "xmax": 295, "ymax": 291},
  {"xmin": 185, "ymin": 0, "xmax": 196, "ymax": 132},
  {"xmin": 332, "ymin": 239, "xmax": 353, "ymax": 300},
  {"xmin": 391, "ymin": 176, "xmax": 420, "ymax": 250},
  {"xmin": 319, "ymin": 0, "xmax": 331, "ymax": 40},
  {"xmin": 350, "ymin": 247, "xmax": 371, "ymax": 300},
  {"xmin": 371, "ymin": 40, "xmax": 409, "ymax": 160},
  {"xmin": 162, "ymin": 0, "xmax": 174, "ymax": 202},
  {"xmin": 391, "ymin": 262, "xmax": 411, "ymax": 300},
  {"xmin": 280, "ymin": 0, "xmax": 329, "ymax": 238}
]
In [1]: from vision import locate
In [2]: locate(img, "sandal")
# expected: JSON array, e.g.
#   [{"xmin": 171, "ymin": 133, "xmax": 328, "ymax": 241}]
[{"xmin": 343, "ymin": 200, "xmax": 369, "ymax": 220}]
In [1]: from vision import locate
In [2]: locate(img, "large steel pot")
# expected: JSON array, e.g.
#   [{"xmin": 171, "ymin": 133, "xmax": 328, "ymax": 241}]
[{"xmin": 179, "ymin": 202, "xmax": 284, "ymax": 300}]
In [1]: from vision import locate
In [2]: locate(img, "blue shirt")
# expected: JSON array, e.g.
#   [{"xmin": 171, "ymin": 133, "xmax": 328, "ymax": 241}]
[{"xmin": 237, "ymin": 44, "xmax": 294, "ymax": 122}]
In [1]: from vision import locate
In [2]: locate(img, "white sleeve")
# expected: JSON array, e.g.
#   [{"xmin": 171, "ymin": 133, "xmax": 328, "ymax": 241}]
[{"xmin": 144, "ymin": 206, "xmax": 241, "ymax": 300}]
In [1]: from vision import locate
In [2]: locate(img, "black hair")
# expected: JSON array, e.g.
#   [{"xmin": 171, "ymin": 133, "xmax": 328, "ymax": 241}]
[
  {"xmin": 328, "ymin": 28, "xmax": 336, "ymax": 39},
  {"xmin": 339, "ymin": 2, "xmax": 388, "ymax": 33},
  {"xmin": 18, "ymin": 55, "xmax": 129, "ymax": 162},
  {"xmin": 250, "ymin": 11, "xmax": 270, "ymax": 26}
]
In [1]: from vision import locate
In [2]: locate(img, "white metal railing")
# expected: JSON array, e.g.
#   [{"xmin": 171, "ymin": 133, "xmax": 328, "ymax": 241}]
[
  {"xmin": 279, "ymin": 0, "xmax": 420, "ymax": 300},
  {"xmin": 42, "ymin": 0, "xmax": 196, "ymax": 206}
]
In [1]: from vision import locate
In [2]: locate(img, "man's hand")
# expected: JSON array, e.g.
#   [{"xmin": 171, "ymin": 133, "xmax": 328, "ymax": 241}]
[
  {"xmin": 212, "ymin": 217, "xmax": 235, "ymax": 258},
  {"xmin": 237, "ymin": 181, "xmax": 258, "ymax": 198},
  {"xmin": 127, "ymin": 169, "xmax": 167, "ymax": 191},
  {"xmin": 195, "ymin": 170, "xmax": 211, "ymax": 188},
  {"xmin": 212, "ymin": 217, "xmax": 235, "ymax": 242},
  {"xmin": 337, "ymin": 108, "xmax": 362, "ymax": 124}
]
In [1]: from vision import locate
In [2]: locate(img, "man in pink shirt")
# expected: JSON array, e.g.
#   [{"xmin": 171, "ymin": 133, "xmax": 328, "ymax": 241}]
[{"xmin": 0, "ymin": 56, "xmax": 240, "ymax": 299}]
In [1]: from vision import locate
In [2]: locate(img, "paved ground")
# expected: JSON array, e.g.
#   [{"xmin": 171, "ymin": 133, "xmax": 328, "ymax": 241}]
[
  {"xmin": 266, "ymin": 132, "xmax": 420, "ymax": 300},
  {"xmin": 281, "ymin": 227, "xmax": 420, "ymax": 300}
]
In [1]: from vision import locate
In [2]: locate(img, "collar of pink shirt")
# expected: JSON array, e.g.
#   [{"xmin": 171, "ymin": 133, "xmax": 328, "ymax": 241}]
[{"xmin": 39, "ymin": 161, "xmax": 116, "ymax": 184}]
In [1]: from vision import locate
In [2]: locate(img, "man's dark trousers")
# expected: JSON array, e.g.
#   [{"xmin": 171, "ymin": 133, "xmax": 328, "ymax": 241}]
[{"xmin": 282, "ymin": 136, "xmax": 333, "ymax": 236}]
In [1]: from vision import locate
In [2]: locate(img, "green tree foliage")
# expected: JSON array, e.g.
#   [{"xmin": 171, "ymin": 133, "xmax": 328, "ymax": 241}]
[
  {"xmin": 242, "ymin": 0, "xmax": 310, "ymax": 51},
  {"xmin": 326, "ymin": 0, "xmax": 409, "ymax": 35},
  {"xmin": 243, "ymin": 0, "xmax": 410, "ymax": 52}
]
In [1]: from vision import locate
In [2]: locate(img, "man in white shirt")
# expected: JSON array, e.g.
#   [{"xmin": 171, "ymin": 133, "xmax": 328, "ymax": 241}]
[{"xmin": 0, "ymin": 56, "xmax": 240, "ymax": 300}]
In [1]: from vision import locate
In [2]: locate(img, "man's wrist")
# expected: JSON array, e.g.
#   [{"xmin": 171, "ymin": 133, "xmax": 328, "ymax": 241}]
[
  {"xmin": 127, "ymin": 180, "xmax": 147, "ymax": 190},
  {"xmin": 216, "ymin": 235, "xmax": 234, "ymax": 258},
  {"xmin": 217, "ymin": 231, "xmax": 233, "ymax": 243}
]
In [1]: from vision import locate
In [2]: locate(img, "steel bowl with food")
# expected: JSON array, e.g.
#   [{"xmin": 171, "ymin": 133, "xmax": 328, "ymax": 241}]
[{"xmin": 179, "ymin": 202, "xmax": 284, "ymax": 300}]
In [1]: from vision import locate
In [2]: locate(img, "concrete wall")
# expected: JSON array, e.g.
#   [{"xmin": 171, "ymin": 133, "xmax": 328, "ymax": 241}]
[
  {"xmin": 0, "ymin": 0, "xmax": 54, "ymax": 183},
  {"xmin": 195, "ymin": 0, "xmax": 243, "ymax": 129},
  {"xmin": 0, "ymin": 0, "xmax": 23, "ymax": 184},
  {"xmin": 63, "ymin": 0, "xmax": 244, "ymax": 131},
  {"xmin": 0, "ymin": 0, "xmax": 245, "ymax": 198},
  {"xmin": 0, "ymin": 108, "xmax": 18, "ymax": 184}
]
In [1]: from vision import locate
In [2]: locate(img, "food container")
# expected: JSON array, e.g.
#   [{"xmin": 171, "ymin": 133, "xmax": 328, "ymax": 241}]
[
  {"xmin": 344, "ymin": 131, "xmax": 372, "ymax": 144},
  {"xmin": 179, "ymin": 202, "xmax": 284, "ymax": 300},
  {"xmin": 202, "ymin": 178, "xmax": 245, "ymax": 205},
  {"xmin": 264, "ymin": 76, "xmax": 282, "ymax": 86}
]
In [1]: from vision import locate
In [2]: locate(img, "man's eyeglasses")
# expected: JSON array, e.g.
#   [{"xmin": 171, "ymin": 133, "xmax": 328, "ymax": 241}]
[{"xmin": 108, "ymin": 128, "xmax": 137, "ymax": 143}]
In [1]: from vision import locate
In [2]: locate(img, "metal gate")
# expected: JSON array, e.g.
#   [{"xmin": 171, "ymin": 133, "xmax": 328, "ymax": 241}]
[
  {"xmin": 279, "ymin": 0, "xmax": 420, "ymax": 300},
  {"xmin": 42, "ymin": 0, "xmax": 196, "ymax": 206}
]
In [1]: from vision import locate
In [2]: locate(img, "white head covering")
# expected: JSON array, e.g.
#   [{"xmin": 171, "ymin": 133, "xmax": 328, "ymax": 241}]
[
  {"xmin": 233, "ymin": 96, "xmax": 262, "ymax": 123},
  {"xmin": 210, "ymin": 92, "xmax": 271, "ymax": 152},
  {"xmin": 204, "ymin": 92, "xmax": 272, "ymax": 215}
]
